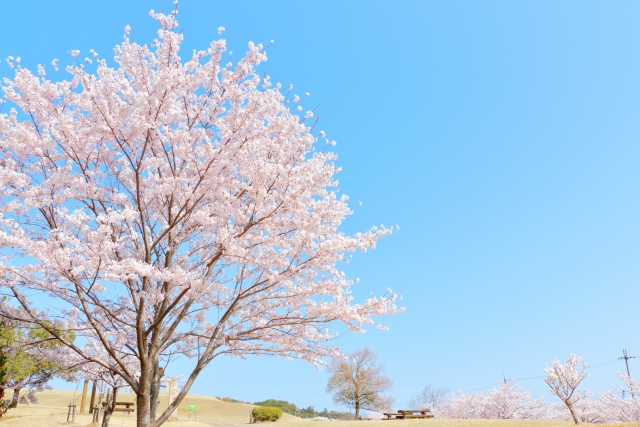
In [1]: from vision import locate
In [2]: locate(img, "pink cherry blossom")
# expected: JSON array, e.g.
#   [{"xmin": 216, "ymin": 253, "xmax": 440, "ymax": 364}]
[
  {"xmin": 544, "ymin": 354, "xmax": 590, "ymax": 425},
  {"xmin": 0, "ymin": 8, "xmax": 399, "ymax": 427}
]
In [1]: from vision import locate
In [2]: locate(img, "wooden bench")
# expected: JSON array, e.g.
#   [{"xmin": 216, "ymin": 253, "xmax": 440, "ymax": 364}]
[
  {"xmin": 400, "ymin": 409, "xmax": 434, "ymax": 419},
  {"xmin": 383, "ymin": 409, "xmax": 433, "ymax": 420},
  {"xmin": 101, "ymin": 401, "xmax": 135, "ymax": 414},
  {"xmin": 383, "ymin": 412, "xmax": 403, "ymax": 420}
]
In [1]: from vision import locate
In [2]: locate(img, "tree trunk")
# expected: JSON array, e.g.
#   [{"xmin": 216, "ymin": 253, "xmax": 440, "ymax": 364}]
[
  {"xmin": 11, "ymin": 388, "xmax": 19, "ymax": 407},
  {"xmin": 0, "ymin": 386, "xmax": 5, "ymax": 417},
  {"xmin": 102, "ymin": 387, "xmax": 118, "ymax": 427},
  {"xmin": 565, "ymin": 400, "xmax": 580, "ymax": 425},
  {"xmin": 355, "ymin": 401, "xmax": 360, "ymax": 420},
  {"xmin": 136, "ymin": 367, "xmax": 152, "ymax": 427},
  {"xmin": 89, "ymin": 381, "xmax": 97, "ymax": 414},
  {"xmin": 94, "ymin": 389, "xmax": 104, "ymax": 424},
  {"xmin": 149, "ymin": 364, "xmax": 164, "ymax": 422}
]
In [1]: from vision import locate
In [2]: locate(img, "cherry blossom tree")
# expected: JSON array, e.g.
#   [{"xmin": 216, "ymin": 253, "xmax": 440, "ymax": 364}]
[
  {"xmin": 597, "ymin": 374, "xmax": 640, "ymax": 422},
  {"xmin": 0, "ymin": 6, "xmax": 400, "ymax": 427},
  {"xmin": 544, "ymin": 354, "xmax": 589, "ymax": 424},
  {"xmin": 571, "ymin": 399, "xmax": 603, "ymax": 424},
  {"xmin": 485, "ymin": 380, "xmax": 548, "ymax": 419},
  {"xmin": 78, "ymin": 341, "xmax": 140, "ymax": 427},
  {"xmin": 435, "ymin": 381, "xmax": 547, "ymax": 419},
  {"xmin": 435, "ymin": 391, "xmax": 486, "ymax": 419}
]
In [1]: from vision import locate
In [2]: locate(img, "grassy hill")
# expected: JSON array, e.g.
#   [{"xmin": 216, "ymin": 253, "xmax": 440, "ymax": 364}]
[
  {"xmin": 2, "ymin": 390, "xmax": 640, "ymax": 427},
  {"xmin": 0, "ymin": 389, "xmax": 303, "ymax": 426}
]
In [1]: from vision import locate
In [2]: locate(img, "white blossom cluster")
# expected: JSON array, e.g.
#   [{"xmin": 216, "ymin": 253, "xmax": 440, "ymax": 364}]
[{"xmin": 435, "ymin": 381, "xmax": 548, "ymax": 420}]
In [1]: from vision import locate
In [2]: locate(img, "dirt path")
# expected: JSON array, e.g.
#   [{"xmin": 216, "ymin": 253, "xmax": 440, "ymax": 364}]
[{"xmin": 178, "ymin": 415, "xmax": 249, "ymax": 426}]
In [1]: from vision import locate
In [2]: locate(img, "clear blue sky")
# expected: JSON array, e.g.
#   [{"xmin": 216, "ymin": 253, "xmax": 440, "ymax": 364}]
[{"xmin": 2, "ymin": 0, "xmax": 640, "ymax": 412}]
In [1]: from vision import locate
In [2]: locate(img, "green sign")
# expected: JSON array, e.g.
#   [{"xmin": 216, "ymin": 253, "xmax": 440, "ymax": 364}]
[{"xmin": 189, "ymin": 405, "xmax": 197, "ymax": 411}]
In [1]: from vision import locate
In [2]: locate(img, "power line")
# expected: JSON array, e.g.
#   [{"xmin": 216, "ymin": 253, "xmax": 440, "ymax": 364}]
[
  {"xmin": 590, "ymin": 359, "xmax": 620, "ymax": 370},
  {"xmin": 619, "ymin": 349, "xmax": 635, "ymax": 399},
  {"xmin": 461, "ymin": 357, "xmax": 620, "ymax": 393},
  {"xmin": 513, "ymin": 375, "xmax": 545, "ymax": 381}
]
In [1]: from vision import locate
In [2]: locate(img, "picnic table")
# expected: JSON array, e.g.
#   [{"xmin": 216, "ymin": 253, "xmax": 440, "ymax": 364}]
[
  {"xmin": 383, "ymin": 409, "xmax": 433, "ymax": 420},
  {"xmin": 101, "ymin": 401, "xmax": 135, "ymax": 414}
]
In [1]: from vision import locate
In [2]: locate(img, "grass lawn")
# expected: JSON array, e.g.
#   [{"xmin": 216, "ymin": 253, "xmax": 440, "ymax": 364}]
[{"xmin": 1, "ymin": 390, "xmax": 639, "ymax": 427}]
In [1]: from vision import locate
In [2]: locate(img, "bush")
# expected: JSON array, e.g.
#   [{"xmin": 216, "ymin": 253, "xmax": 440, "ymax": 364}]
[
  {"xmin": 252, "ymin": 406, "xmax": 283, "ymax": 422},
  {"xmin": 253, "ymin": 399, "xmax": 296, "ymax": 415}
]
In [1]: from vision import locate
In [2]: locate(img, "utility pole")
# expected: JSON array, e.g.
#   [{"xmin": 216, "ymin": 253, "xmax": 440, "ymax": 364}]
[{"xmin": 619, "ymin": 349, "xmax": 636, "ymax": 399}]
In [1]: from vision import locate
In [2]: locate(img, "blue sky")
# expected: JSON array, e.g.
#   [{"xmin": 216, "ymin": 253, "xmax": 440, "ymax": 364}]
[{"xmin": 2, "ymin": 0, "xmax": 640, "ymax": 412}]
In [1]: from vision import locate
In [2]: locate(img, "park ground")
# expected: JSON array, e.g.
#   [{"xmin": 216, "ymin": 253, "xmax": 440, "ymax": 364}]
[{"xmin": 1, "ymin": 390, "xmax": 640, "ymax": 427}]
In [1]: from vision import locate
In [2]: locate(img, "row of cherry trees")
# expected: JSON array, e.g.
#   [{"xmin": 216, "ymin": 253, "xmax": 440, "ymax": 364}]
[{"xmin": 429, "ymin": 354, "xmax": 640, "ymax": 424}]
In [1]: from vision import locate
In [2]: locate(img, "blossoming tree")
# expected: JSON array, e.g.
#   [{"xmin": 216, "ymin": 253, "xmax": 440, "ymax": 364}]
[
  {"xmin": 0, "ymin": 7, "xmax": 399, "ymax": 427},
  {"xmin": 597, "ymin": 374, "xmax": 640, "ymax": 422},
  {"xmin": 544, "ymin": 354, "xmax": 590, "ymax": 424},
  {"xmin": 435, "ymin": 380, "xmax": 547, "ymax": 419}
]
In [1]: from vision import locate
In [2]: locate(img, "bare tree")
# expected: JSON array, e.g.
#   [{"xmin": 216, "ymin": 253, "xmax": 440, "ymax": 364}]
[
  {"xmin": 326, "ymin": 348, "xmax": 393, "ymax": 419},
  {"xmin": 409, "ymin": 384, "xmax": 449, "ymax": 410}
]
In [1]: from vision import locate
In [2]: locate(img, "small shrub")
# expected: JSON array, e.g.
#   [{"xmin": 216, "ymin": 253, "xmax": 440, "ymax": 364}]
[{"xmin": 252, "ymin": 406, "xmax": 283, "ymax": 422}]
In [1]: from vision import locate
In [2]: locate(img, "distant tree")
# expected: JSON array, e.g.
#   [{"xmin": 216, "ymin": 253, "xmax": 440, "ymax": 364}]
[
  {"xmin": 436, "ymin": 391, "xmax": 484, "ymax": 419},
  {"xmin": 597, "ymin": 373, "xmax": 640, "ymax": 423},
  {"xmin": 220, "ymin": 397, "xmax": 245, "ymax": 404},
  {"xmin": 570, "ymin": 399, "xmax": 603, "ymax": 424},
  {"xmin": 0, "ymin": 324, "xmax": 12, "ymax": 417},
  {"xmin": 326, "ymin": 348, "xmax": 393, "ymax": 419},
  {"xmin": 294, "ymin": 405, "xmax": 351, "ymax": 420},
  {"xmin": 435, "ymin": 380, "xmax": 547, "ymax": 419},
  {"xmin": 0, "ymin": 322, "xmax": 77, "ymax": 411},
  {"xmin": 297, "ymin": 406, "xmax": 317, "ymax": 418},
  {"xmin": 544, "ymin": 354, "xmax": 589, "ymax": 425},
  {"xmin": 253, "ymin": 399, "xmax": 297, "ymax": 415},
  {"xmin": 408, "ymin": 384, "xmax": 449, "ymax": 409},
  {"xmin": 97, "ymin": 371, "xmax": 128, "ymax": 427},
  {"xmin": 485, "ymin": 380, "xmax": 547, "ymax": 419},
  {"xmin": 78, "ymin": 341, "xmax": 143, "ymax": 427}
]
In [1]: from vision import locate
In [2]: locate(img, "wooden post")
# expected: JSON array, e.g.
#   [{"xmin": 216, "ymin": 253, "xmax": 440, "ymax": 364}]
[
  {"xmin": 89, "ymin": 381, "xmax": 97, "ymax": 414},
  {"xmin": 80, "ymin": 379, "xmax": 89, "ymax": 414},
  {"xmin": 168, "ymin": 379, "xmax": 178, "ymax": 419},
  {"xmin": 67, "ymin": 404, "xmax": 76, "ymax": 422}
]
